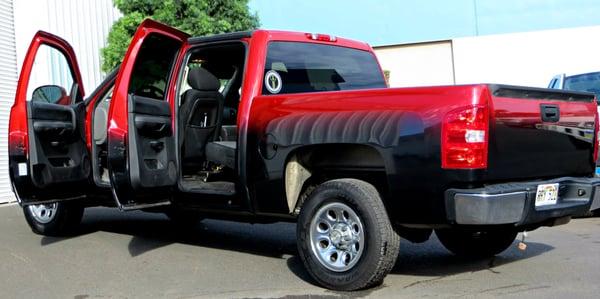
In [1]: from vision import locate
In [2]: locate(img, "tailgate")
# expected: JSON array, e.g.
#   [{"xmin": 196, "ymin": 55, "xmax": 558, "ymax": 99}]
[{"xmin": 488, "ymin": 85, "xmax": 597, "ymax": 179}]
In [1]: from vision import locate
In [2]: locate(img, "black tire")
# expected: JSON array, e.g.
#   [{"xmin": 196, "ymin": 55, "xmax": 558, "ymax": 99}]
[
  {"xmin": 22, "ymin": 201, "xmax": 84, "ymax": 236},
  {"xmin": 435, "ymin": 228, "xmax": 517, "ymax": 258},
  {"xmin": 164, "ymin": 209, "xmax": 203, "ymax": 227},
  {"xmin": 297, "ymin": 179, "xmax": 400, "ymax": 291}
]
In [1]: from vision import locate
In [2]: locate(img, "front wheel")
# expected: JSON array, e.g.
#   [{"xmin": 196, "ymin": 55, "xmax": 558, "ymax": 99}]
[
  {"xmin": 23, "ymin": 202, "xmax": 84, "ymax": 236},
  {"xmin": 435, "ymin": 228, "xmax": 517, "ymax": 258},
  {"xmin": 297, "ymin": 179, "xmax": 400, "ymax": 291}
]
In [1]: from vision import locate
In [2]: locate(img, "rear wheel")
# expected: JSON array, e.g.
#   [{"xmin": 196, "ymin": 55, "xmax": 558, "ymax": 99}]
[
  {"xmin": 435, "ymin": 228, "xmax": 517, "ymax": 258},
  {"xmin": 297, "ymin": 179, "xmax": 400, "ymax": 291},
  {"xmin": 23, "ymin": 202, "xmax": 84, "ymax": 236}
]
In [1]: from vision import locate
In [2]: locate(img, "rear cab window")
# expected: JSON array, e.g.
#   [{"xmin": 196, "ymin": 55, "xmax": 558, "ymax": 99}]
[{"xmin": 262, "ymin": 42, "xmax": 386, "ymax": 95}]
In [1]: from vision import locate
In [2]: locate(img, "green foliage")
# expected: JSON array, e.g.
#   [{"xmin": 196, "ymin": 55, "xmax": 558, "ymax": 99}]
[{"xmin": 101, "ymin": 0, "xmax": 259, "ymax": 72}]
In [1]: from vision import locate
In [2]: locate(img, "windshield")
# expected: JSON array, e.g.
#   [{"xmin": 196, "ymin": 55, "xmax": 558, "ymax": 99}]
[{"xmin": 564, "ymin": 72, "xmax": 600, "ymax": 100}]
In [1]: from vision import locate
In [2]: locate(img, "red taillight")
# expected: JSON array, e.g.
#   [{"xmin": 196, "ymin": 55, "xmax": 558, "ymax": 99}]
[
  {"xmin": 442, "ymin": 105, "xmax": 489, "ymax": 169},
  {"xmin": 305, "ymin": 33, "xmax": 337, "ymax": 42}
]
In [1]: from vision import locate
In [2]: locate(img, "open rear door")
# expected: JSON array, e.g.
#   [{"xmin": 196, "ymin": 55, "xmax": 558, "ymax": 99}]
[
  {"xmin": 107, "ymin": 19, "xmax": 188, "ymax": 210},
  {"xmin": 9, "ymin": 31, "xmax": 91, "ymax": 204}
]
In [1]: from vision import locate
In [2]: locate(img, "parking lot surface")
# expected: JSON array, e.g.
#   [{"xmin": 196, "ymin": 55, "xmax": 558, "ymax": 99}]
[{"xmin": 0, "ymin": 204, "xmax": 599, "ymax": 298}]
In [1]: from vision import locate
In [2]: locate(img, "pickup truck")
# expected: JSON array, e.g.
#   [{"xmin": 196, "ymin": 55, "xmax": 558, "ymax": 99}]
[{"xmin": 9, "ymin": 19, "xmax": 600, "ymax": 291}]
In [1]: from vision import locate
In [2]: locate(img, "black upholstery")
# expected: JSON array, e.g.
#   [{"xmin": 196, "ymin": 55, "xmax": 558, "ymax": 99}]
[
  {"xmin": 179, "ymin": 67, "xmax": 224, "ymax": 171},
  {"xmin": 187, "ymin": 67, "xmax": 221, "ymax": 91}
]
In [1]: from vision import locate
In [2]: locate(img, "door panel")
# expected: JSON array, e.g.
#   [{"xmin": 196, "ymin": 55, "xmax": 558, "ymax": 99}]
[
  {"xmin": 27, "ymin": 101, "xmax": 89, "ymax": 188},
  {"xmin": 9, "ymin": 31, "xmax": 90, "ymax": 204},
  {"xmin": 107, "ymin": 19, "xmax": 188, "ymax": 209},
  {"xmin": 128, "ymin": 95, "xmax": 175, "ymax": 189}
]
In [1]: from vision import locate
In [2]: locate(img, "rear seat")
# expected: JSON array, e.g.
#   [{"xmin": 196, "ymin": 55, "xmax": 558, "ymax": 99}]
[{"xmin": 206, "ymin": 141, "xmax": 236, "ymax": 169}]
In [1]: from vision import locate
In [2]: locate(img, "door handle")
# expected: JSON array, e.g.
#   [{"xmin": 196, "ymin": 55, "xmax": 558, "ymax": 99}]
[{"xmin": 541, "ymin": 104, "xmax": 560, "ymax": 122}]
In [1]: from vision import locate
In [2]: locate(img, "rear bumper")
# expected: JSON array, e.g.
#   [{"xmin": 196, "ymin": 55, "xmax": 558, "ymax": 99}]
[{"xmin": 445, "ymin": 177, "xmax": 600, "ymax": 226}]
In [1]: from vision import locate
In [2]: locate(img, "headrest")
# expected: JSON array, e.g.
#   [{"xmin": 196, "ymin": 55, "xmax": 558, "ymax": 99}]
[{"xmin": 187, "ymin": 67, "xmax": 220, "ymax": 91}]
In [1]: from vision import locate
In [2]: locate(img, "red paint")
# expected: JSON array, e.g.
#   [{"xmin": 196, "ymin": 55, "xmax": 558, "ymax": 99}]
[
  {"xmin": 84, "ymin": 81, "xmax": 113, "ymax": 151},
  {"xmin": 107, "ymin": 19, "xmax": 189, "ymax": 150},
  {"xmin": 9, "ymin": 31, "xmax": 85, "ymax": 157},
  {"xmin": 595, "ymin": 109, "xmax": 599, "ymax": 163},
  {"xmin": 247, "ymin": 84, "xmax": 487, "ymax": 144}
]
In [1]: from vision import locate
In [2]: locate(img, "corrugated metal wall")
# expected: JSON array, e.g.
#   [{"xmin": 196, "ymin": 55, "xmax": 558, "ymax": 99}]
[
  {"xmin": 0, "ymin": 0, "xmax": 18, "ymax": 203},
  {"xmin": 40, "ymin": 0, "xmax": 122, "ymax": 91}
]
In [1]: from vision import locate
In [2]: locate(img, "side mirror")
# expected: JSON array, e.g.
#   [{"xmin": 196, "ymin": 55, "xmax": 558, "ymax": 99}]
[{"xmin": 31, "ymin": 85, "xmax": 67, "ymax": 104}]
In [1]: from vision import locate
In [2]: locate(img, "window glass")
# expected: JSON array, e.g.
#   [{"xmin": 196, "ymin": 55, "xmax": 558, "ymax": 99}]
[
  {"xmin": 27, "ymin": 44, "xmax": 75, "ymax": 105},
  {"xmin": 128, "ymin": 34, "xmax": 181, "ymax": 100},
  {"xmin": 564, "ymin": 72, "xmax": 600, "ymax": 99},
  {"xmin": 263, "ymin": 42, "xmax": 386, "ymax": 95}
]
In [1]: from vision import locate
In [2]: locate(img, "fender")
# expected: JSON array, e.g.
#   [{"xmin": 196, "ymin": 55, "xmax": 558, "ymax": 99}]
[{"xmin": 247, "ymin": 105, "xmax": 426, "ymax": 215}]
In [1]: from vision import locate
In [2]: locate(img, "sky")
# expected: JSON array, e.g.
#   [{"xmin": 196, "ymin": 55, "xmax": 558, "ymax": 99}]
[{"xmin": 249, "ymin": 0, "xmax": 600, "ymax": 46}]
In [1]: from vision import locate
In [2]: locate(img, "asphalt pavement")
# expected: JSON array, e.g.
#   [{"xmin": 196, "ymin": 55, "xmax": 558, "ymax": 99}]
[{"xmin": 0, "ymin": 203, "xmax": 599, "ymax": 298}]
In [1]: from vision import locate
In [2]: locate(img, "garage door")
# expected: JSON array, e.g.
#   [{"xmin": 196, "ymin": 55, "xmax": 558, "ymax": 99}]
[{"xmin": 0, "ymin": 0, "xmax": 17, "ymax": 203}]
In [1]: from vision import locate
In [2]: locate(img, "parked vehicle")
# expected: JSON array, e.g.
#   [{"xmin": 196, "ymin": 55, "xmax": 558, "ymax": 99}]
[
  {"xmin": 548, "ymin": 71, "xmax": 600, "ymax": 99},
  {"xmin": 548, "ymin": 72, "xmax": 600, "ymax": 215},
  {"xmin": 9, "ymin": 20, "xmax": 600, "ymax": 290}
]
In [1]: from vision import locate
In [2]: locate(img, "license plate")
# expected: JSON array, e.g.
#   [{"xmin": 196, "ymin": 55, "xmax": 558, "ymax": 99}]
[{"xmin": 535, "ymin": 183, "xmax": 559, "ymax": 207}]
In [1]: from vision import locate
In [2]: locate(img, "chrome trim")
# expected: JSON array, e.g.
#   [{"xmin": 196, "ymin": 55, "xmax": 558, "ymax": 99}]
[
  {"xmin": 19, "ymin": 195, "xmax": 86, "ymax": 206},
  {"xmin": 454, "ymin": 191, "xmax": 527, "ymax": 225},
  {"xmin": 118, "ymin": 200, "xmax": 171, "ymax": 211}
]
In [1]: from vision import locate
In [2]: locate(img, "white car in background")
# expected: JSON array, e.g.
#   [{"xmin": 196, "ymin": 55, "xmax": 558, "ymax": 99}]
[{"xmin": 549, "ymin": 72, "xmax": 600, "ymax": 98}]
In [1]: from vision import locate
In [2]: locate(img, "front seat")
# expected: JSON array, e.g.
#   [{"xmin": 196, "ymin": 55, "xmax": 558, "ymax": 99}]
[{"xmin": 179, "ymin": 67, "xmax": 223, "ymax": 172}]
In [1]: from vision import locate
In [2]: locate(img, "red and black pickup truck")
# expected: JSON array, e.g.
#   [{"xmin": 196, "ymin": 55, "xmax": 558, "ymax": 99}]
[{"xmin": 9, "ymin": 19, "xmax": 600, "ymax": 290}]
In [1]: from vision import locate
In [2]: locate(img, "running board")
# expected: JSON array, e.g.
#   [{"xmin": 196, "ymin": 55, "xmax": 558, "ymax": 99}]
[
  {"xmin": 111, "ymin": 188, "xmax": 171, "ymax": 211},
  {"xmin": 117, "ymin": 200, "xmax": 171, "ymax": 211}
]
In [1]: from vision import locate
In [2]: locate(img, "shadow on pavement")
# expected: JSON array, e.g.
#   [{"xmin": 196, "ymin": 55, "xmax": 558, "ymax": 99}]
[
  {"xmin": 41, "ymin": 207, "xmax": 298, "ymax": 259},
  {"xmin": 391, "ymin": 236, "xmax": 554, "ymax": 277},
  {"xmin": 40, "ymin": 207, "xmax": 554, "ymax": 288}
]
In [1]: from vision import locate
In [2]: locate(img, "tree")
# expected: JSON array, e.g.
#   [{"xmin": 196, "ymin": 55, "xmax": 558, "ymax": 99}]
[{"xmin": 101, "ymin": 0, "xmax": 259, "ymax": 72}]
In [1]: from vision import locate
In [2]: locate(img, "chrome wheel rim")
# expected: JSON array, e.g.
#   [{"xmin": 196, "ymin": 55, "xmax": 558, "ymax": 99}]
[
  {"xmin": 27, "ymin": 203, "xmax": 58, "ymax": 224},
  {"xmin": 309, "ymin": 202, "xmax": 365, "ymax": 272}
]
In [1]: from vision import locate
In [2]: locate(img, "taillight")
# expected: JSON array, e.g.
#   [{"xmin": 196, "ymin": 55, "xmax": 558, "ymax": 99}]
[{"xmin": 442, "ymin": 105, "xmax": 489, "ymax": 169}]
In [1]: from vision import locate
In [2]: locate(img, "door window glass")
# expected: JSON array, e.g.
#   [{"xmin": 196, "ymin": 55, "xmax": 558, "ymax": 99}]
[
  {"xmin": 27, "ymin": 44, "xmax": 76, "ymax": 105},
  {"xmin": 128, "ymin": 34, "xmax": 181, "ymax": 100}
]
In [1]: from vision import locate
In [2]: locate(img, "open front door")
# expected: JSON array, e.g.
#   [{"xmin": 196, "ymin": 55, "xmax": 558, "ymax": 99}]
[
  {"xmin": 107, "ymin": 19, "xmax": 188, "ymax": 210},
  {"xmin": 9, "ymin": 31, "xmax": 90, "ymax": 204}
]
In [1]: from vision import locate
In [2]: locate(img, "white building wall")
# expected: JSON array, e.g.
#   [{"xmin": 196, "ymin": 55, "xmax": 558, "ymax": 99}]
[
  {"xmin": 0, "ymin": 0, "xmax": 18, "ymax": 202},
  {"xmin": 13, "ymin": 0, "xmax": 122, "ymax": 91},
  {"xmin": 375, "ymin": 41, "xmax": 454, "ymax": 88},
  {"xmin": 375, "ymin": 25, "xmax": 600, "ymax": 89},
  {"xmin": 452, "ymin": 26, "xmax": 600, "ymax": 87}
]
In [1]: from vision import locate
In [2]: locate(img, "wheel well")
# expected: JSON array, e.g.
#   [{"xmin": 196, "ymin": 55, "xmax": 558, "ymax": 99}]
[{"xmin": 284, "ymin": 144, "xmax": 389, "ymax": 214}]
